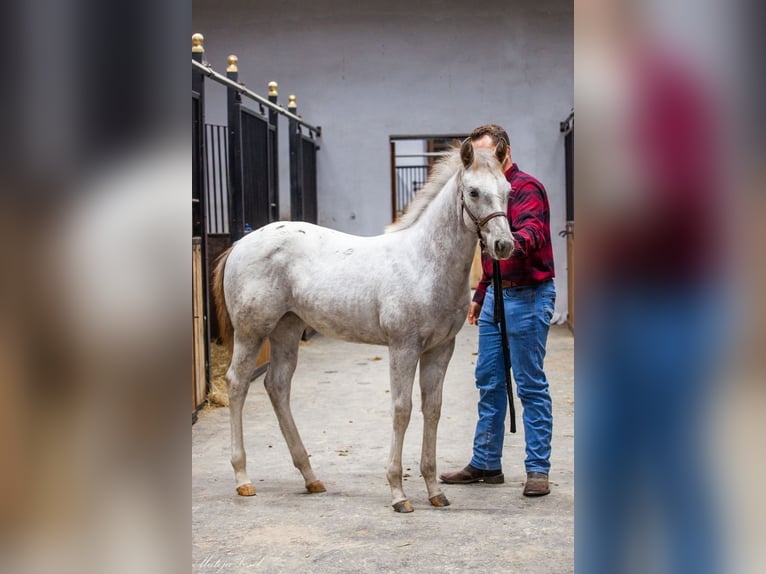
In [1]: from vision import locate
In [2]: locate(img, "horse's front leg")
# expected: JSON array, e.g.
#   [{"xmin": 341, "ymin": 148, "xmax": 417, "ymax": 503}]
[
  {"xmin": 387, "ymin": 344, "xmax": 420, "ymax": 513},
  {"xmin": 418, "ymin": 338, "xmax": 456, "ymax": 507}
]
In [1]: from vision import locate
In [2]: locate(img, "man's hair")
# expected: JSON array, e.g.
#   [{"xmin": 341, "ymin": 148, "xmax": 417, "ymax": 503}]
[{"xmin": 469, "ymin": 124, "xmax": 510, "ymax": 154}]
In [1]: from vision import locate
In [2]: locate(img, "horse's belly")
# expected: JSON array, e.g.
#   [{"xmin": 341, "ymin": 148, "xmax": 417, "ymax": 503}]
[
  {"xmin": 420, "ymin": 311, "xmax": 466, "ymax": 351},
  {"xmin": 303, "ymin": 316, "xmax": 388, "ymax": 346}
]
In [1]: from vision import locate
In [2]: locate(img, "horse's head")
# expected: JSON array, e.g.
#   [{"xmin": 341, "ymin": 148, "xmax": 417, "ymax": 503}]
[{"xmin": 457, "ymin": 138, "xmax": 514, "ymax": 260}]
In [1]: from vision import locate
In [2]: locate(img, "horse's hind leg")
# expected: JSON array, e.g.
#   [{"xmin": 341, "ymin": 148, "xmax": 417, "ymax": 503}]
[
  {"xmin": 264, "ymin": 313, "xmax": 324, "ymax": 493},
  {"xmin": 227, "ymin": 334, "xmax": 266, "ymax": 496},
  {"xmin": 419, "ymin": 338, "xmax": 456, "ymax": 508}
]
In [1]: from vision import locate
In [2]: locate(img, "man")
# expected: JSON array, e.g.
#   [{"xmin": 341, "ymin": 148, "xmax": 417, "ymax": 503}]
[
  {"xmin": 576, "ymin": 10, "xmax": 725, "ymax": 570},
  {"xmin": 440, "ymin": 124, "xmax": 556, "ymax": 497}
]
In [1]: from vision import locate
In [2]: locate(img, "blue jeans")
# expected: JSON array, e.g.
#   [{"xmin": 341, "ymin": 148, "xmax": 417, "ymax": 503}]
[
  {"xmin": 470, "ymin": 279, "xmax": 555, "ymax": 473},
  {"xmin": 577, "ymin": 283, "xmax": 725, "ymax": 574}
]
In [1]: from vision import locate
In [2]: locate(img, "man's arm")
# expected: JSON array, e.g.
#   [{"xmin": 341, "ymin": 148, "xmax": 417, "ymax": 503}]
[
  {"xmin": 510, "ymin": 182, "xmax": 549, "ymax": 255},
  {"xmin": 472, "ymin": 254, "xmax": 492, "ymax": 307}
]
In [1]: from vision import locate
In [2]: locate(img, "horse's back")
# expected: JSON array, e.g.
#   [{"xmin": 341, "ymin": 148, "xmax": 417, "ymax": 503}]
[
  {"xmin": 229, "ymin": 221, "xmax": 383, "ymax": 280},
  {"xmin": 223, "ymin": 220, "xmax": 466, "ymax": 348},
  {"xmin": 224, "ymin": 222, "xmax": 392, "ymax": 340}
]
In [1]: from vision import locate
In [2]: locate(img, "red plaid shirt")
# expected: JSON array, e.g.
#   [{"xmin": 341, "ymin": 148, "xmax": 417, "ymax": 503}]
[
  {"xmin": 473, "ymin": 163, "xmax": 555, "ymax": 306},
  {"xmin": 588, "ymin": 46, "xmax": 722, "ymax": 283}
]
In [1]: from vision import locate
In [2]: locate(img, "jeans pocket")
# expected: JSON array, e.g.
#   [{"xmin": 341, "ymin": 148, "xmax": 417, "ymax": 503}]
[
  {"xmin": 544, "ymin": 303, "xmax": 554, "ymax": 325},
  {"xmin": 540, "ymin": 292, "xmax": 555, "ymax": 325}
]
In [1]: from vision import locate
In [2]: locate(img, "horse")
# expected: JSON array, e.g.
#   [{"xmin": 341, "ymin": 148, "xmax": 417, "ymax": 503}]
[{"xmin": 212, "ymin": 138, "xmax": 513, "ymax": 512}]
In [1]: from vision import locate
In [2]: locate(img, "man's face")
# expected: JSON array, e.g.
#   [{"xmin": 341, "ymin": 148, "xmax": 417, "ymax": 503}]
[{"xmin": 472, "ymin": 134, "xmax": 511, "ymax": 170}]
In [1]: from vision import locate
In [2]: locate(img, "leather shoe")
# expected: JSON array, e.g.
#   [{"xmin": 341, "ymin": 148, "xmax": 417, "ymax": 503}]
[
  {"xmin": 523, "ymin": 472, "xmax": 550, "ymax": 496},
  {"xmin": 439, "ymin": 464, "xmax": 504, "ymax": 484}
]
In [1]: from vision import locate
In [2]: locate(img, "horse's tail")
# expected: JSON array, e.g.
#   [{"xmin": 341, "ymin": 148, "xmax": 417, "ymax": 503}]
[{"xmin": 212, "ymin": 246, "xmax": 234, "ymax": 351}]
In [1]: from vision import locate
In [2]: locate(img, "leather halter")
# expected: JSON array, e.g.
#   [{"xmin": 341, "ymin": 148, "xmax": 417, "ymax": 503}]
[{"xmin": 459, "ymin": 185, "xmax": 507, "ymax": 249}]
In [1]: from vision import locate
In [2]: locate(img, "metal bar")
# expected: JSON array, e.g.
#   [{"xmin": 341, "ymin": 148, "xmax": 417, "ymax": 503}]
[
  {"xmin": 222, "ymin": 126, "xmax": 230, "ymax": 234},
  {"xmin": 227, "ymin": 66, "xmax": 245, "ymax": 242},
  {"xmin": 394, "ymin": 152, "xmax": 450, "ymax": 158},
  {"xmin": 564, "ymin": 128, "xmax": 573, "ymax": 221},
  {"xmin": 214, "ymin": 127, "xmax": 220, "ymax": 234},
  {"xmin": 268, "ymin": 84, "xmax": 280, "ymax": 222},
  {"xmin": 394, "ymin": 166, "xmax": 430, "ymax": 172},
  {"xmin": 405, "ymin": 169, "xmax": 410, "ymax": 209},
  {"xmin": 191, "ymin": 40, "xmax": 211, "ymax": 397},
  {"xmin": 289, "ymin": 115, "xmax": 302, "ymax": 220},
  {"xmin": 215, "ymin": 126, "xmax": 225, "ymax": 233},
  {"xmin": 389, "ymin": 133, "xmax": 467, "ymax": 141},
  {"xmin": 192, "ymin": 59, "xmax": 321, "ymax": 136},
  {"xmin": 390, "ymin": 140, "xmax": 397, "ymax": 222},
  {"xmin": 560, "ymin": 109, "xmax": 574, "ymax": 134},
  {"xmin": 206, "ymin": 124, "xmax": 221, "ymax": 235},
  {"xmin": 301, "ymin": 136, "xmax": 318, "ymax": 224},
  {"xmin": 206, "ymin": 125, "xmax": 214, "ymax": 234}
]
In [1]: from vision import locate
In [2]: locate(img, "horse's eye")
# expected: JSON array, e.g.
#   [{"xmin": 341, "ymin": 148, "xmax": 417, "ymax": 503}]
[{"xmin": 469, "ymin": 188, "xmax": 479, "ymax": 198}]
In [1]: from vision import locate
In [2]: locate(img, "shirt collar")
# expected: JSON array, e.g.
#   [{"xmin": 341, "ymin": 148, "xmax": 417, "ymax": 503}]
[{"xmin": 505, "ymin": 162, "xmax": 519, "ymax": 180}]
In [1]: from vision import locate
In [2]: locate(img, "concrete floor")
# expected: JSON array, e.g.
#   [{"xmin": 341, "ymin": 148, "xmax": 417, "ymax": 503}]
[{"xmin": 193, "ymin": 323, "xmax": 574, "ymax": 573}]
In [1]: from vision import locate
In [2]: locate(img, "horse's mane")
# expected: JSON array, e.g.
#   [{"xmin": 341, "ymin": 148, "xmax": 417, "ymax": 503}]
[
  {"xmin": 385, "ymin": 148, "xmax": 463, "ymax": 233},
  {"xmin": 386, "ymin": 147, "xmax": 499, "ymax": 233}
]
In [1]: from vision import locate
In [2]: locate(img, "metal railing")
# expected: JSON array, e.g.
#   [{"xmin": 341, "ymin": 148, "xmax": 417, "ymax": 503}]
[
  {"xmin": 204, "ymin": 124, "xmax": 229, "ymax": 234},
  {"xmin": 389, "ymin": 137, "xmax": 460, "ymax": 220},
  {"xmin": 192, "ymin": 32, "xmax": 322, "ymax": 241},
  {"xmin": 394, "ymin": 165, "xmax": 430, "ymax": 218},
  {"xmin": 192, "ymin": 58, "xmax": 321, "ymax": 137}
]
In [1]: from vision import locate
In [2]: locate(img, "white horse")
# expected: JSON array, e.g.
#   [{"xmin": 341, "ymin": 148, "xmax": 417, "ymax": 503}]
[{"xmin": 212, "ymin": 138, "xmax": 513, "ymax": 512}]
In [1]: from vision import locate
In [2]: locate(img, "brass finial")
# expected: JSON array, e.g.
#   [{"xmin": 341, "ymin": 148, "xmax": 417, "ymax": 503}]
[
  {"xmin": 287, "ymin": 95, "xmax": 297, "ymax": 110},
  {"xmin": 268, "ymin": 82, "xmax": 278, "ymax": 97},
  {"xmin": 226, "ymin": 55, "xmax": 239, "ymax": 73},
  {"xmin": 192, "ymin": 33, "xmax": 204, "ymax": 53}
]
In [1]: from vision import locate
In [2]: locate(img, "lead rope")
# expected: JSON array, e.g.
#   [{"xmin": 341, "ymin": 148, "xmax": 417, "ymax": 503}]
[{"xmin": 491, "ymin": 258, "xmax": 517, "ymax": 433}]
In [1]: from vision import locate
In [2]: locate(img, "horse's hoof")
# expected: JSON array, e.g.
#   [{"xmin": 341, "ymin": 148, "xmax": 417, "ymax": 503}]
[
  {"xmin": 429, "ymin": 493, "xmax": 450, "ymax": 507},
  {"xmin": 428, "ymin": 493, "xmax": 449, "ymax": 508},
  {"xmin": 392, "ymin": 500, "xmax": 414, "ymax": 513},
  {"xmin": 236, "ymin": 483, "xmax": 256, "ymax": 496},
  {"xmin": 306, "ymin": 480, "xmax": 326, "ymax": 493}
]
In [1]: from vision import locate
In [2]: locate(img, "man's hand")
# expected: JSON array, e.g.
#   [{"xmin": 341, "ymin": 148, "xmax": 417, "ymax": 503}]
[{"xmin": 467, "ymin": 301, "xmax": 482, "ymax": 325}]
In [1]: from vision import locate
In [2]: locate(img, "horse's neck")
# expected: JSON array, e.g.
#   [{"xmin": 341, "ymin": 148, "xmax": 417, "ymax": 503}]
[{"xmin": 409, "ymin": 176, "xmax": 477, "ymax": 270}]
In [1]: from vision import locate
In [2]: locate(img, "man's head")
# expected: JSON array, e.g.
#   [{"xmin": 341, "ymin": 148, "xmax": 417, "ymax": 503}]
[{"xmin": 470, "ymin": 124, "xmax": 511, "ymax": 171}]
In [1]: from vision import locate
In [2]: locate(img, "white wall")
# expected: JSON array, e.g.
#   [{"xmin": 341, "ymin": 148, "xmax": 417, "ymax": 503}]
[{"xmin": 193, "ymin": 0, "xmax": 573, "ymax": 318}]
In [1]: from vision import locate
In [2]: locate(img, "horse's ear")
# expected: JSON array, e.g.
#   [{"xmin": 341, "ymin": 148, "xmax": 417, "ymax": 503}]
[
  {"xmin": 494, "ymin": 138, "xmax": 508, "ymax": 164},
  {"xmin": 460, "ymin": 138, "xmax": 474, "ymax": 168}
]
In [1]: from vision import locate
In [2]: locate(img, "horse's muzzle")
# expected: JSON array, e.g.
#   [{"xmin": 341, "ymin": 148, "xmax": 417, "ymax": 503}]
[{"xmin": 492, "ymin": 238, "xmax": 513, "ymax": 260}]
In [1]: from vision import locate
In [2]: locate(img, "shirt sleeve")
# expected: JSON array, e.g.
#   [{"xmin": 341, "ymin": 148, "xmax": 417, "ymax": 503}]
[{"xmin": 511, "ymin": 182, "xmax": 549, "ymax": 256}]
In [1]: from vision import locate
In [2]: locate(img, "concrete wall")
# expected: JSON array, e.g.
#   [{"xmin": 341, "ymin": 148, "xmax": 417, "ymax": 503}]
[{"xmin": 193, "ymin": 0, "xmax": 573, "ymax": 319}]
